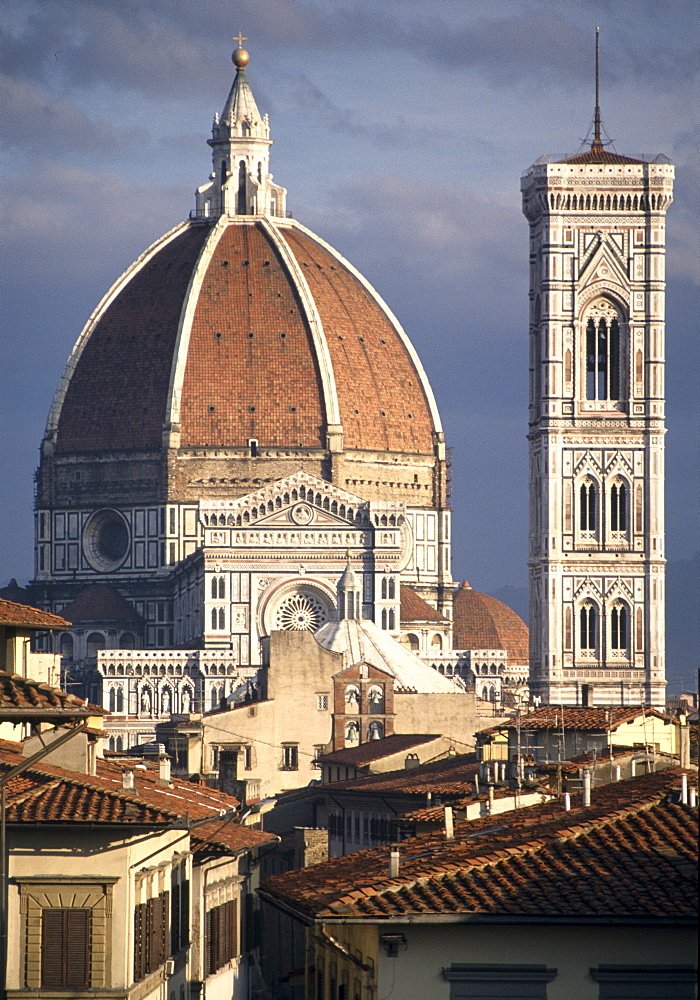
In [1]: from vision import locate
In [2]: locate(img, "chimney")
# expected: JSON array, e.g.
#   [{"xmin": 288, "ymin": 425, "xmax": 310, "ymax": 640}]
[
  {"xmin": 679, "ymin": 717, "xmax": 690, "ymax": 769},
  {"xmin": 562, "ymin": 792, "xmax": 571, "ymax": 811},
  {"xmin": 582, "ymin": 768, "xmax": 591, "ymax": 807},
  {"xmin": 444, "ymin": 805, "xmax": 454, "ymax": 840},
  {"xmin": 158, "ymin": 754, "xmax": 172, "ymax": 786},
  {"xmin": 473, "ymin": 773, "xmax": 480, "ymax": 797},
  {"xmin": 389, "ymin": 845, "xmax": 400, "ymax": 878},
  {"xmin": 613, "ymin": 764, "xmax": 621, "ymax": 782},
  {"xmin": 680, "ymin": 773, "xmax": 688, "ymax": 805},
  {"xmin": 122, "ymin": 770, "xmax": 134, "ymax": 790},
  {"xmin": 689, "ymin": 786, "xmax": 697, "ymax": 809},
  {"xmin": 487, "ymin": 785, "xmax": 494, "ymax": 814}
]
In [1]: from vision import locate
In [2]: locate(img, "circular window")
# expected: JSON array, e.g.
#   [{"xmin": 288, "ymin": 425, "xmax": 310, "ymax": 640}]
[
  {"xmin": 83, "ymin": 509, "xmax": 130, "ymax": 572},
  {"xmin": 275, "ymin": 592, "xmax": 328, "ymax": 631}
]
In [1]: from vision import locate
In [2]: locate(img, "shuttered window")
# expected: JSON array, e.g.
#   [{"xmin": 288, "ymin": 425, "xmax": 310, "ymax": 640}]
[
  {"xmin": 205, "ymin": 899, "xmax": 238, "ymax": 975},
  {"xmin": 41, "ymin": 909, "xmax": 90, "ymax": 989},
  {"xmin": 133, "ymin": 891, "xmax": 170, "ymax": 981},
  {"xmin": 171, "ymin": 864, "xmax": 190, "ymax": 954}
]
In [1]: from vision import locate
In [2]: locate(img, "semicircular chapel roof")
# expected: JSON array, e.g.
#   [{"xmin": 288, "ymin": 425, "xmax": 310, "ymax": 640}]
[
  {"xmin": 452, "ymin": 583, "xmax": 529, "ymax": 664},
  {"xmin": 314, "ymin": 618, "xmax": 464, "ymax": 694},
  {"xmin": 49, "ymin": 218, "xmax": 440, "ymax": 458}
]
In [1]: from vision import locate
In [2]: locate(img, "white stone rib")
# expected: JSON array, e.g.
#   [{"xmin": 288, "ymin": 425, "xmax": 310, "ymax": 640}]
[
  {"xmin": 165, "ymin": 218, "xmax": 228, "ymax": 431},
  {"xmin": 260, "ymin": 217, "xmax": 342, "ymax": 428},
  {"xmin": 288, "ymin": 220, "xmax": 445, "ymax": 438},
  {"xmin": 44, "ymin": 221, "xmax": 191, "ymax": 440}
]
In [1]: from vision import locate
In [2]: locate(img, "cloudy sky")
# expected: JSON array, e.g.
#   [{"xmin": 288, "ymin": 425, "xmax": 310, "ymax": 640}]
[{"xmin": 1, "ymin": 0, "xmax": 698, "ymax": 678}]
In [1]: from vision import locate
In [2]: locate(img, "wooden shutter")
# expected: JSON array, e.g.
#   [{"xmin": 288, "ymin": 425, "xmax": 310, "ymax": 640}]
[
  {"xmin": 180, "ymin": 880, "xmax": 189, "ymax": 949},
  {"xmin": 171, "ymin": 877, "xmax": 180, "ymax": 954},
  {"xmin": 65, "ymin": 910, "xmax": 90, "ymax": 989},
  {"xmin": 134, "ymin": 902, "xmax": 146, "ymax": 981},
  {"xmin": 42, "ymin": 909, "xmax": 89, "ymax": 989},
  {"xmin": 41, "ymin": 910, "xmax": 65, "ymax": 988}
]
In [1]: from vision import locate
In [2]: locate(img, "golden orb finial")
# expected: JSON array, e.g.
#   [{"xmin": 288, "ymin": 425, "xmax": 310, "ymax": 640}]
[{"xmin": 232, "ymin": 32, "xmax": 249, "ymax": 69}]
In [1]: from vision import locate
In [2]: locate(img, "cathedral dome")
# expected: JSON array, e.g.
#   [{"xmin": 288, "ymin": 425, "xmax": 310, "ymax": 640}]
[
  {"xmin": 48, "ymin": 216, "xmax": 439, "ymax": 458},
  {"xmin": 452, "ymin": 582, "xmax": 529, "ymax": 664}
]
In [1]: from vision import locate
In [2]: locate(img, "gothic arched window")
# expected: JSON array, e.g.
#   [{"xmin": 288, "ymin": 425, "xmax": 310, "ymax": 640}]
[
  {"xmin": 610, "ymin": 481, "xmax": 628, "ymax": 532},
  {"xmin": 585, "ymin": 308, "xmax": 621, "ymax": 401},
  {"xmin": 580, "ymin": 604, "xmax": 598, "ymax": 651},
  {"xmin": 580, "ymin": 480, "xmax": 597, "ymax": 532},
  {"xmin": 611, "ymin": 604, "xmax": 629, "ymax": 651}
]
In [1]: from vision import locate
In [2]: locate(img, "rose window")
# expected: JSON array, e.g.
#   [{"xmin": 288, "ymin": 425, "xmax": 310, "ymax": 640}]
[{"xmin": 275, "ymin": 593, "xmax": 328, "ymax": 631}]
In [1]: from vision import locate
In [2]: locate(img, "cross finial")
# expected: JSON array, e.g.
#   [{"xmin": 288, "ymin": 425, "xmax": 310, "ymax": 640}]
[{"xmin": 234, "ymin": 32, "xmax": 247, "ymax": 48}]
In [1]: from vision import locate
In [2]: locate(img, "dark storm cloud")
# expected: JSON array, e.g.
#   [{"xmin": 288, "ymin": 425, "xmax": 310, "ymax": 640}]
[{"xmin": 0, "ymin": 72, "xmax": 143, "ymax": 156}]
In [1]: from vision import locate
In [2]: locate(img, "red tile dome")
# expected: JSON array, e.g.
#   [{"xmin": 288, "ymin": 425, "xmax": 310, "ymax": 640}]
[
  {"xmin": 50, "ymin": 218, "xmax": 440, "ymax": 458},
  {"xmin": 452, "ymin": 582, "xmax": 529, "ymax": 664}
]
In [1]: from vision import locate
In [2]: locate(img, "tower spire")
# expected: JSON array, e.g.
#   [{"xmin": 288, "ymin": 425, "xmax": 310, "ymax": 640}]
[{"xmin": 591, "ymin": 26, "xmax": 603, "ymax": 152}]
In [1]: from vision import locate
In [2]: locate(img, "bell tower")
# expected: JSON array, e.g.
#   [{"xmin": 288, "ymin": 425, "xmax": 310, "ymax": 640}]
[{"xmin": 521, "ymin": 31, "xmax": 673, "ymax": 708}]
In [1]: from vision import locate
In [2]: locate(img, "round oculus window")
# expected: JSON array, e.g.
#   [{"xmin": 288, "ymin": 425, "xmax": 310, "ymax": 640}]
[{"xmin": 82, "ymin": 509, "xmax": 130, "ymax": 572}]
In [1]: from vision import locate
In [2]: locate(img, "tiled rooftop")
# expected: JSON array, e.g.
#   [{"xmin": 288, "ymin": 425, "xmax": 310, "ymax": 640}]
[
  {"xmin": 56, "ymin": 219, "xmax": 437, "ymax": 457},
  {"xmin": 559, "ymin": 147, "xmax": 646, "ymax": 165},
  {"xmin": 0, "ymin": 671, "xmax": 91, "ymax": 717},
  {"xmin": 261, "ymin": 769, "xmax": 697, "ymax": 921},
  {"xmin": 478, "ymin": 705, "xmax": 674, "ymax": 736},
  {"xmin": 0, "ymin": 598, "xmax": 70, "ymax": 630},
  {"xmin": 0, "ymin": 741, "xmax": 276, "ymax": 855},
  {"xmin": 319, "ymin": 734, "xmax": 443, "ymax": 767},
  {"xmin": 452, "ymin": 583, "xmax": 529, "ymax": 662},
  {"xmin": 61, "ymin": 584, "xmax": 144, "ymax": 624},
  {"xmin": 400, "ymin": 587, "xmax": 449, "ymax": 624},
  {"xmin": 318, "ymin": 752, "xmax": 479, "ymax": 798}
]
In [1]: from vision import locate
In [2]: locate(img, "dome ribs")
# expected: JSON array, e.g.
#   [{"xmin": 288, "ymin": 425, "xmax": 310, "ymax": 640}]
[
  {"xmin": 281, "ymin": 228, "xmax": 435, "ymax": 455},
  {"xmin": 56, "ymin": 225, "xmax": 210, "ymax": 453},
  {"xmin": 180, "ymin": 223, "xmax": 326, "ymax": 449}
]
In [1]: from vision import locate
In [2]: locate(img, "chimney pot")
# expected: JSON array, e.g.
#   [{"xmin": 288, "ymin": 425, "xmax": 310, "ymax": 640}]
[
  {"xmin": 562, "ymin": 792, "xmax": 571, "ymax": 811},
  {"xmin": 389, "ymin": 845, "xmax": 400, "ymax": 879},
  {"xmin": 582, "ymin": 768, "xmax": 591, "ymax": 807},
  {"xmin": 158, "ymin": 754, "xmax": 172, "ymax": 786},
  {"xmin": 680, "ymin": 773, "xmax": 688, "ymax": 805},
  {"xmin": 122, "ymin": 770, "xmax": 134, "ymax": 790},
  {"xmin": 444, "ymin": 805, "xmax": 454, "ymax": 840}
]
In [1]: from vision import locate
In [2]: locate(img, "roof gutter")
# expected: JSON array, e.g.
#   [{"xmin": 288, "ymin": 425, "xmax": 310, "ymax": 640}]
[{"xmin": 255, "ymin": 893, "xmax": 696, "ymax": 929}]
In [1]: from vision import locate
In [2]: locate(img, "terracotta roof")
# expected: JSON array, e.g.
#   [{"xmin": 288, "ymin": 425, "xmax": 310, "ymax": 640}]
[
  {"xmin": 478, "ymin": 706, "xmax": 675, "ymax": 736},
  {"xmin": 400, "ymin": 587, "xmax": 449, "ymax": 624},
  {"xmin": 54, "ymin": 219, "xmax": 438, "ymax": 458},
  {"xmin": 319, "ymin": 752, "xmax": 479, "ymax": 798},
  {"xmin": 452, "ymin": 583, "xmax": 529, "ymax": 662},
  {"xmin": 0, "ymin": 598, "xmax": 70, "ymax": 630},
  {"xmin": 0, "ymin": 741, "xmax": 276, "ymax": 854},
  {"xmin": 56, "ymin": 225, "xmax": 210, "ymax": 452},
  {"xmin": 261, "ymin": 769, "xmax": 697, "ymax": 921},
  {"xmin": 319, "ymin": 734, "xmax": 443, "ymax": 767},
  {"xmin": 559, "ymin": 147, "xmax": 646, "ymax": 166},
  {"xmin": 0, "ymin": 672, "xmax": 91, "ymax": 718},
  {"xmin": 61, "ymin": 584, "xmax": 144, "ymax": 625}
]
